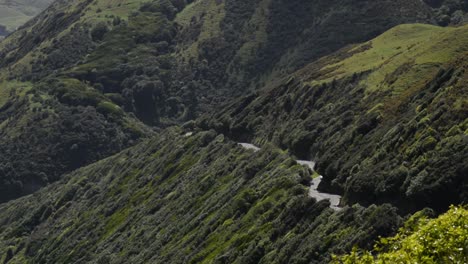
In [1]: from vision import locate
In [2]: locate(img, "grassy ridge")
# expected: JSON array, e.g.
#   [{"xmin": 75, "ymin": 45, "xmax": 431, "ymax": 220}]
[{"xmin": 307, "ymin": 23, "xmax": 468, "ymax": 92}]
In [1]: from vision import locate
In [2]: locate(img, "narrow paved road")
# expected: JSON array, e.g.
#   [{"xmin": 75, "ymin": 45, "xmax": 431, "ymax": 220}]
[
  {"xmin": 238, "ymin": 143, "xmax": 342, "ymax": 211},
  {"xmin": 238, "ymin": 143, "xmax": 261, "ymax": 152}
]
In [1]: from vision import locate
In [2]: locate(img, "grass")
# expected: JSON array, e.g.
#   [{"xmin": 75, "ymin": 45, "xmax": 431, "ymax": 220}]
[
  {"xmin": 0, "ymin": 80, "xmax": 31, "ymax": 108},
  {"xmin": 333, "ymin": 206, "xmax": 468, "ymax": 264},
  {"xmin": 309, "ymin": 24, "xmax": 468, "ymax": 93},
  {"xmin": 175, "ymin": 0, "xmax": 226, "ymax": 59},
  {"xmin": 103, "ymin": 206, "xmax": 131, "ymax": 240}
]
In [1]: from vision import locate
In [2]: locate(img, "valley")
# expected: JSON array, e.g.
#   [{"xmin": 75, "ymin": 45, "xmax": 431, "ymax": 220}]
[{"xmin": 0, "ymin": 0, "xmax": 466, "ymax": 263}]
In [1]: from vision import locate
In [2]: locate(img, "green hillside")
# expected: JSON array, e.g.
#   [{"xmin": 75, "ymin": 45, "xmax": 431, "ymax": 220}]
[
  {"xmin": 200, "ymin": 22, "xmax": 468, "ymax": 213},
  {"xmin": 0, "ymin": 129, "xmax": 404, "ymax": 263},
  {"xmin": 0, "ymin": 0, "xmax": 452, "ymax": 202},
  {"xmin": 0, "ymin": 0, "xmax": 466, "ymax": 263}
]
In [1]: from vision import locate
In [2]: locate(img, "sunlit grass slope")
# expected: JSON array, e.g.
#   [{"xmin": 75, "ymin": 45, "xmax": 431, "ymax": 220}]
[{"xmin": 307, "ymin": 24, "xmax": 468, "ymax": 93}]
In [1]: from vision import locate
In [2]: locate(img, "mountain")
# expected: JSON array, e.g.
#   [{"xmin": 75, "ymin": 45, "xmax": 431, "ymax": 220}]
[
  {"xmin": 0, "ymin": 128, "xmax": 404, "ymax": 263},
  {"xmin": 199, "ymin": 23, "xmax": 468, "ymax": 213},
  {"xmin": 1, "ymin": 0, "xmax": 467, "ymax": 203},
  {"xmin": 0, "ymin": 0, "xmax": 466, "ymax": 263},
  {"xmin": 0, "ymin": 0, "xmax": 52, "ymax": 36}
]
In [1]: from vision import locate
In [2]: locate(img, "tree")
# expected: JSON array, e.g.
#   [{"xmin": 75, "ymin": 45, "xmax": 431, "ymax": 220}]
[{"xmin": 332, "ymin": 206, "xmax": 468, "ymax": 264}]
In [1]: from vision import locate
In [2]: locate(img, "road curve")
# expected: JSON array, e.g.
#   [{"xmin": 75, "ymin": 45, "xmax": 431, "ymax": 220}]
[
  {"xmin": 238, "ymin": 143, "xmax": 342, "ymax": 211},
  {"xmin": 238, "ymin": 143, "xmax": 261, "ymax": 152}
]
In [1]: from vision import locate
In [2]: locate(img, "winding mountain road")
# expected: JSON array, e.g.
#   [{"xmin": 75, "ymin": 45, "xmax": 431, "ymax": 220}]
[{"xmin": 238, "ymin": 143, "xmax": 342, "ymax": 211}]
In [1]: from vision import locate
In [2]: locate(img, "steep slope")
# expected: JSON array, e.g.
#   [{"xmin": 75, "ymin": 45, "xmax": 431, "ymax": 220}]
[
  {"xmin": 199, "ymin": 23, "xmax": 468, "ymax": 213},
  {"xmin": 0, "ymin": 0, "xmax": 158, "ymax": 202},
  {"xmin": 0, "ymin": 128, "xmax": 403, "ymax": 263},
  {"xmin": 1, "ymin": 0, "xmax": 438, "ymax": 114},
  {"xmin": 0, "ymin": 1, "xmax": 465, "ymax": 262},
  {"xmin": 0, "ymin": 0, "xmax": 466, "ymax": 213},
  {"xmin": 0, "ymin": 0, "xmax": 447, "ymax": 202},
  {"xmin": 0, "ymin": 78, "xmax": 152, "ymax": 203}
]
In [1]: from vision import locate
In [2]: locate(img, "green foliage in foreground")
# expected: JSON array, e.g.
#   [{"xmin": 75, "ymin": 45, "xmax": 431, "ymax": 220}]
[{"xmin": 332, "ymin": 206, "xmax": 468, "ymax": 264}]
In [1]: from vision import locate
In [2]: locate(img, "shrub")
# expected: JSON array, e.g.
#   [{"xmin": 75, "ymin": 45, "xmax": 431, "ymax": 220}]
[
  {"xmin": 91, "ymin": 22, "xmax": 109, "ymax": 41},
  {"xmin": 332, "ymin": 206, "xmax": 468, "ymax": 264}
]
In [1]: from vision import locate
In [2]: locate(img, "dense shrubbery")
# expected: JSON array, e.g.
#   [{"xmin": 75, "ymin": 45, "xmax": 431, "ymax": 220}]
[
  {"xmin": 0, "ymin": 79, "xmax": 150, "ymax": 203},
  {"xmin": 0, "ymin": 129, "xmax": 403, "ymax": 263},
  {"xmin": 68, "ymin": 2, "xmax": 193, "ymax": 126},
  {"xmin": 199, "ymin": 52, "xmax": 468, "ymax": 213},
  {"xmin": 0, "ymin": 1, "xmax": 465, "ymax": 263},
  {"xmin": 0, "ymin": 0, "xmax": 462, "ymax": 205},
  {"xmin": 332, "ymin": 206, "xmax": 468, "ymax": 264},
  {"xmin": 0, "ymin": 0, "xmax": 94, "ymax": 73}
]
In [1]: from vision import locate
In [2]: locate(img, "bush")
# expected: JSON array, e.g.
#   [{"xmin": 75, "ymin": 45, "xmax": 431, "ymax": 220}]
[
  {"xmin": 332, "ymin": 206, "xmax": 468, "ymax": 264},
  {"xmin": 91, "ymin": 22, "xmax": 109, "ymax": 41}
]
